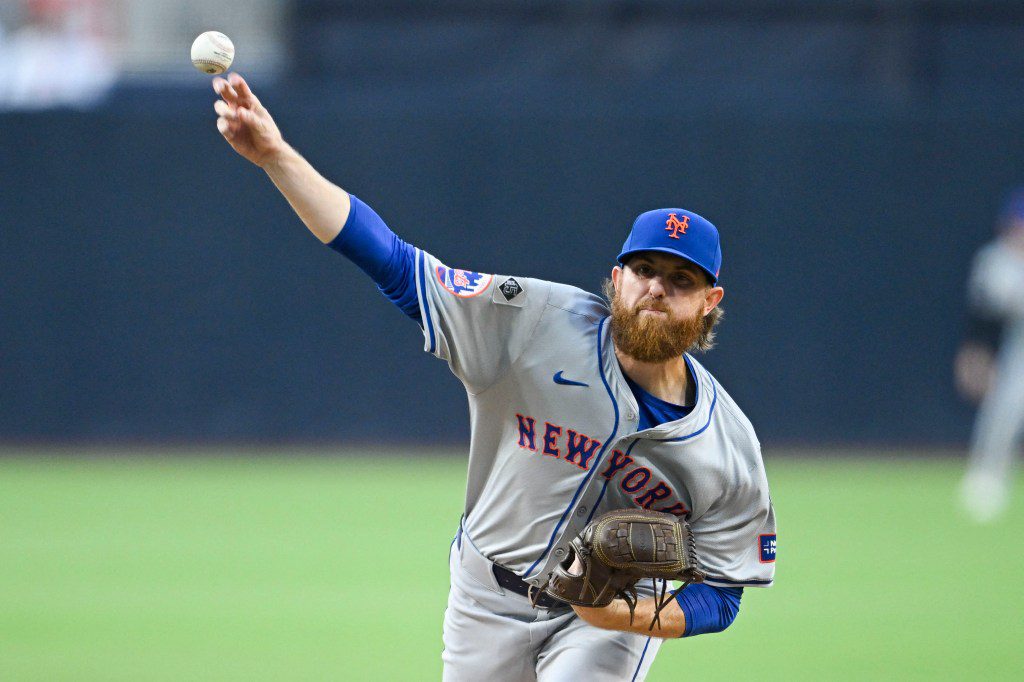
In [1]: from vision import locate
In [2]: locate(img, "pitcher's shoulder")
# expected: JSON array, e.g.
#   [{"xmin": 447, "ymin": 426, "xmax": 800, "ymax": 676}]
[
  {"xmin": 541, "ymin": 280, "xmax": 610, "ymax": 324},
  {"xmin": 692, "ymin": 359, "xmax": 761, "ymax": 449}
]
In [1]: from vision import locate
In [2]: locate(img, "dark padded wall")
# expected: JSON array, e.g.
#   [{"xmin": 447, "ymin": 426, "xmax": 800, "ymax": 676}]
[{"xmin": 3, "ymin": 1, "xmax": 1022, "ymax": 444}]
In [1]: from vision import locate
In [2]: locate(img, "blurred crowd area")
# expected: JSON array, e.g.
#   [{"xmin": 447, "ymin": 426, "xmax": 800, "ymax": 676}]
[
  {"xmin": 2, "ymin": 1, "xmax": 1024, "ymax": 112},
  {"xmin": 0, "ymin": 0, "xmax": 286, "ymax": 110},
  {"xmin": 0, "ymin": 0, "xmax": 116, "ymax": 109}
]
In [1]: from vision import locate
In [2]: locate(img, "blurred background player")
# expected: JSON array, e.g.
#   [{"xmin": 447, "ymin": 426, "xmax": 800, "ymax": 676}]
[{"xmin": 956, "ymin": 189, "xmax": 1024, "ymax": 522}]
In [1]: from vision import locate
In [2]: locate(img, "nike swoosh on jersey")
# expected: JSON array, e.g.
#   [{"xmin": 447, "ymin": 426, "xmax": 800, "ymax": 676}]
[{"xmin": 553, "ymin": 371, "xmax": 589, "ymax": 387}]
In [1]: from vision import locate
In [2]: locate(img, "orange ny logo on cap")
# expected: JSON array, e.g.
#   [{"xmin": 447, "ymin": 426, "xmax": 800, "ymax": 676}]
[{"xmin": 664, "ymin": 213, "xmax": 690, "ymax": 239}]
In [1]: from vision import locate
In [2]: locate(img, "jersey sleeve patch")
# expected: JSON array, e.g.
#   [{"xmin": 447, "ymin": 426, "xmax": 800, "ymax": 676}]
[
  {"xmin": 492, "ymin": 276, "xmax": 527, "ymax": 307},
  {"xmin": 435, "ymin": 266, "xmax": 493, "ymax": 298},
  {"xmin": 759, "ymin": 534, "xmax": 776, "ymax": 563}
]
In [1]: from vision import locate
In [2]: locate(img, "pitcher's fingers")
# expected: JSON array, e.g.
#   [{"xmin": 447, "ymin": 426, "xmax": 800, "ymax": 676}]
[
  {"xmin": 214, "ymin": 99, "xmax": 236, "ymax": 120},
  {"xmin": 228, "ymin": 73, "xmax": 258, "ymax": 106},
  {"xmin": 213, "ymin": 77, "xmax": 239, "ymax": 104},
  {"xmin": 217, "ymin": 116, "xmax": 231, "ymax": 136}
]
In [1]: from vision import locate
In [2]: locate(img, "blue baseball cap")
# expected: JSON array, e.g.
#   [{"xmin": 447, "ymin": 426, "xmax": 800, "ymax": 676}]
[{"xmin": 617, "ymin": 208, "xmax": 722, "ymax": 285}]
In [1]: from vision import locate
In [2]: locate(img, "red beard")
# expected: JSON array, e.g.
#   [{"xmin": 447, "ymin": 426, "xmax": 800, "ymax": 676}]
[{"xmin": 610, "ymin": 292, "xmax": 705, "ymax": 363}]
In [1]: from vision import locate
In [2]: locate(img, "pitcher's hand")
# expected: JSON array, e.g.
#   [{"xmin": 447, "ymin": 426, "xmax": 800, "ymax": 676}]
[{"xmin": 213, "ymin": 73, "xmax": 285, "ymax": 167}]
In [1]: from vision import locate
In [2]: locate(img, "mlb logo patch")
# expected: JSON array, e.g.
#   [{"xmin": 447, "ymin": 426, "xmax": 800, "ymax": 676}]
[
  {"xmin": 759, "ymin": 534, "xmax": 776, "ymax": 563},
  {"xmin": 436, "ymin": 266, "xmax": 492, "ymax": 298}
]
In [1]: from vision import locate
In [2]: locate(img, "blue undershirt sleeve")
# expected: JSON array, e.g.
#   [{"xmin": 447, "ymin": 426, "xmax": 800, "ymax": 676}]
[
  {"xmin": 675, "ymin": 584, "xmax": 743, "ymax": 637},
  {"xmin": 326, "ymin": 195, "xmax": 421, "ymax": 323}
]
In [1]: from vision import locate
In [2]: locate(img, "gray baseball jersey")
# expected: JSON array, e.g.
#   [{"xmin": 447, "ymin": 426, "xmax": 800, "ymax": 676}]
[{"xmin": 413, "ymin": 250, "xmax": 777, "ymax": 589}]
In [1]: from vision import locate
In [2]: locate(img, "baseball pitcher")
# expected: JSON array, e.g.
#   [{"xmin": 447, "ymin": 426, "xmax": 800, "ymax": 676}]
[{"xmin": 211, "ymin": 73, "xmax": 776, "ymax": 681}]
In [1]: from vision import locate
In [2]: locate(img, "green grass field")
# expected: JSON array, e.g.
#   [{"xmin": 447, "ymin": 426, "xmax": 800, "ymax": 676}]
[{"xmin": 1, "ymin": 450, "xmax": 1022, "ymax": 681}]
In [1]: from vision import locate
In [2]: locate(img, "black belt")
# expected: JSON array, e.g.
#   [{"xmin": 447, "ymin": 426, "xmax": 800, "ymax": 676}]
[{"xmin": 491, "ymin": 563, "xmax": 567, "ymax": 610}]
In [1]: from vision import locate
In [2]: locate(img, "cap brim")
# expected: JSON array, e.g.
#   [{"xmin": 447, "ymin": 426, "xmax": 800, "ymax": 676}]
[{"xmin": 616, "ymin": 247, "xmax": 718, "ymax": 284}]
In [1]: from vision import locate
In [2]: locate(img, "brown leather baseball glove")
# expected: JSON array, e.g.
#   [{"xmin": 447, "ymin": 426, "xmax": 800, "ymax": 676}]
[{"xmin": 537, "ymin": 508, "xmax": 705, "ymax": 630}]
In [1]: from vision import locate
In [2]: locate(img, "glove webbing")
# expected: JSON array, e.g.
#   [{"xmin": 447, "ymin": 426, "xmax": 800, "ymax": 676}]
[{"xmin": 530, "ymin": 545, "xmax": 641, "ymax": 614}]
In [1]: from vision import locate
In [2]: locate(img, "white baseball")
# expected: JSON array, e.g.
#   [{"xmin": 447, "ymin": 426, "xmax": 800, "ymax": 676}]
[{"xmin": 191, "ymin": 31, "xmax": 234, "ymax": 75}]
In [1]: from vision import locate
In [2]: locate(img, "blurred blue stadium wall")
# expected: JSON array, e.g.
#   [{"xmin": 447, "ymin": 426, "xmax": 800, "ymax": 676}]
[{"xmin": 3, "ymin": 0, "xmax": 1024, "ymax": 445}]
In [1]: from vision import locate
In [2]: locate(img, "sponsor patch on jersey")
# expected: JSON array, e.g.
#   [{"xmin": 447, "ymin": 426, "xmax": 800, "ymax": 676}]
[
  {"xmin": 436, "ymin": 266, "xmax": 492, "ymax": 298},
  {"xmin": 759, "ymin": 534, "xmax": 776, "ymax": 563}
]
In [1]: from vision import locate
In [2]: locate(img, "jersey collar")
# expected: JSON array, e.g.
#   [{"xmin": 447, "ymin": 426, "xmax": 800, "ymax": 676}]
[{"xmin": 600, "ymin": 317, "xmax": 716, "ymax": 440}]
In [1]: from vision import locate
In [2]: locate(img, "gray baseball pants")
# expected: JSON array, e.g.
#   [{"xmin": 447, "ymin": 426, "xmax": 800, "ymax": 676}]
[{"xmin": 442, "ymin": 531, "xmax": 661, "ymax": 681}]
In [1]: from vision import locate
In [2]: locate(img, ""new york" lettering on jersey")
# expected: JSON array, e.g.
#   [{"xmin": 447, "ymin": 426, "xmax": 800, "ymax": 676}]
[{"xmin": 515, "ymin": 413, "xmax": 690, "ymax": 516}]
